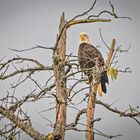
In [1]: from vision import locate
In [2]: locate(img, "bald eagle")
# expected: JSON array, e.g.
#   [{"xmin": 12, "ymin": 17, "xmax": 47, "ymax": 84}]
[{"xmin": 78, "ymin": 32, "xmax": 108, "ymax": 96}]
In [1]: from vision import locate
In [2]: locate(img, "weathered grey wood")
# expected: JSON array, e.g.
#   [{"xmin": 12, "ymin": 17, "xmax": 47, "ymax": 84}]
[{"xmin": 53, "ymin": 12, "xmax": 67, "ymax": 140}]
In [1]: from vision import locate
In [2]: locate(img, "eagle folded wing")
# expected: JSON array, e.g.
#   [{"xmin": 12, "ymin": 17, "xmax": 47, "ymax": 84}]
[{"xmin": 78, "ymin": 33, "xmax": 108, "ymax": 96}]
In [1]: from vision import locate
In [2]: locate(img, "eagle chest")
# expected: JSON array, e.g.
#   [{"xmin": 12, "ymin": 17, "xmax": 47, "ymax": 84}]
[{"xmin": 78, "ymin": 43, "xmax": 104, "ymax": 72}]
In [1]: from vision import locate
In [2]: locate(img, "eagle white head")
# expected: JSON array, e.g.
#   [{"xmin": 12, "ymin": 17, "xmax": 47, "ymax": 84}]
[{"xmin": 79, "ymin": 32, "xmax": 91, "ymax": 44}]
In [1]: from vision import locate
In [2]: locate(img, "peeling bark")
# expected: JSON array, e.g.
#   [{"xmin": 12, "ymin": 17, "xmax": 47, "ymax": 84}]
[{"xmin": 53, "ymin": 13, "xmax": 67, "ymax": 140}]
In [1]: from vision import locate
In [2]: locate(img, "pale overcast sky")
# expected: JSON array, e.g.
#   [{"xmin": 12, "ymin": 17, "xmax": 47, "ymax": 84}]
[{"xmin": 0, "ymin": 0, "xmax": 140, "ymax": 140}]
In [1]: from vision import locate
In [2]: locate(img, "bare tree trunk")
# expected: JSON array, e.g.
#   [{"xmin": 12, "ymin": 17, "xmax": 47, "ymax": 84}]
[
  {"xmin": 86, "ymin": 84, "xmax": 98, "ymax": 140},
  {"xmin": 53, "ymin": 13, "xmax": 67, "ymax": 140},
  {"xmin": 86, "ymin": 39, "xmax": 116, "ymax": 140}
]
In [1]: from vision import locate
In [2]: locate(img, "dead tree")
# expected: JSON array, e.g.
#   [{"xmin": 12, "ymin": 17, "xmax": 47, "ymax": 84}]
[
  {"xmin": 0, "ymin": 1, "xmax": 139, "ymax": 140},
  {"xmin": 53, "ymin": 13, "xmax": 67, "ymax": 140}
]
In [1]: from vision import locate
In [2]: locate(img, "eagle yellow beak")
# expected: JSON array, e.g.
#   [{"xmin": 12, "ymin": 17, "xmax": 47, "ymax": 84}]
[{"xmin": 80, "ymin": 35, "xmax": 85, "ymax": 41}]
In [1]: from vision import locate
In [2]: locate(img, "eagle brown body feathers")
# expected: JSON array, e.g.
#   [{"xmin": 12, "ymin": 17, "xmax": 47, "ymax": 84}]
[{"xmin": 78, "ymin": 42, "xmax": 108, "ymax": 93}]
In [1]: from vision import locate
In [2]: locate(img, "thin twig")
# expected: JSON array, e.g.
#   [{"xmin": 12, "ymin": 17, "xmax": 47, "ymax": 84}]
[
  {"xmin": 88, "ymin": 1, "xmax": 132, "ymax": 21},
  {"xmin": 8, "ymin": 46, "xmax": 54, "ymax": 52}
]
